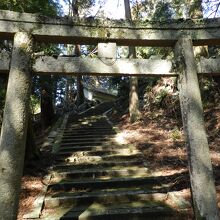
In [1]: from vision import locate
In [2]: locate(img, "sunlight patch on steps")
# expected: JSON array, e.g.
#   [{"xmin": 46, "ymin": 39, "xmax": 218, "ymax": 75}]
[{"xmin": 114, "ymin": 131, "xmax": 129, "ymax": 145}]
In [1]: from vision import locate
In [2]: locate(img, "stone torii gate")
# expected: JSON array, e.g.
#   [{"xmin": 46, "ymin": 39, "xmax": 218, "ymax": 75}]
[{"xmin": 0, "ymin": 9, "xmax": 220, "ymax": 220}]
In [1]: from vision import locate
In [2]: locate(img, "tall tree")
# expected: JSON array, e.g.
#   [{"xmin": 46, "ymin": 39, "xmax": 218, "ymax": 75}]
[
  {"xmin": 40, "ymin": 77, "xmax": 55, "ymax": 128},
  {"xmin": 0, "ymin": 0, "xmax": 61, "ymax": 15},
  {"xmin": 65, "ymin": 0, "xmax": 86, "ymax": 107},
  {"xmin": 124, "ymin": 0, "xmax": 140, "ymax": 123},
  {"xmin": 75, "ymin": 45, "xmax": 85, "ymax": 105},
  {"xmin": 188, "ymin": 0, "xmax": 203, "ymax": 18},
  {"xmin": 186, "ymin": 0, "xmax": 209, "ymax": 58}
]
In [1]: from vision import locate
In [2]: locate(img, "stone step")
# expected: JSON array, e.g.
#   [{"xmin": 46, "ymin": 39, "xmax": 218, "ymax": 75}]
[
  {"xmin": 64, "ymin": 125, "xmax": 113, "ymax": 129},
  {"xmin": 62, "ymin": 132, "xmax": 115, "ymax": 136},
  {"xmin": 61, "ymin": 134, "xmax": 116, "ymax": 140},
  {"xmin": 54, "ymin": 153, "xmax": 144, "ymax": 163},
  {"xmin": 67, "ymin": 120, "xmax": 108, "ymax": 124},
  {"xmin": 59, "ymin": 141, "xmax": 113, "ymax": 147},
  {"xmin": 68, "ymin": 124, "xmax": 110, "ymax": 129},
  {"xmin": 60, "ymin": 137, "xmax": 113, "ymax": 143},
  {"xmin": 68, "ymin": 119, "xmax": 109, "ymax": 122},
  {"xmin": 63, "ymin": 130, "xmax": 116, "ymax": 135},
  {"xmin": 67, "ymin": 124, "xmax": 112, "ymax": 128},
  {"xmin": 69, "ymin": 117, "xmax": 108, "ymax": 121},
  {"xmin": 62, "ymin": 134, "xmax": 115, "ymax": 139},
  {"xmin": 52, "ymin": 166, "xmax": 149, "ymax": 179},
  {"xmin": 40, "ymin": 112, "xmax": 191, "ymax": 220},
  {"xmin": 43, "ymin": 201, "xmax": 175, "ymax": 220},
  {"xmin": 68, "ymin": 119, "xmax": 108, "ymax": 123},
  {"xmin": 54, "ymin": 145, "xmax": 124, "ymax": 152},
  {"xmin": 55, "ymin": 157, "xmax": 144, "ymax": 166},
  {"xmin": 57, "ymin": 148, "xmax": 139, "ymax": 156},
  {"xmin": 64, "ymin": 127, "xmax": 114, "ymax": 131},
  {"xmin": 53, "ymin": 160, "xmax": 145, "ymax": 171},
  {"xmin": 62, "ymin": 205, "xmax": 173, "ymax": 220},
  {"xmin": 48, "ymin": 176, "xmax": 164, "ymax": 192},
  {"xmin": 67, "ymin": 122, "xmax": 110, "ymax": 126},
  {"xmin": 60, "ymin": 140, "xmax": 114, "ymax": 146},
  {"xmin": 55, "ymin": 144, "xmax": 131, "ymax": 152},
  {"xmin": 45, "ymin": 188, "xmax": 170, "ymax": 208},
  {"xmin": 64, "ymin": 128, "xmax": 113, "ymax": 132}
]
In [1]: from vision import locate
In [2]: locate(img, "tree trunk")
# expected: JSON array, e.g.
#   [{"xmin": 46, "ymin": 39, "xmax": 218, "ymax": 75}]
[
  {"xmin": 75, "ymin": 45, "xmax": 85, "ymax": 106},
  {"xmin": 52, "ymin": 75, "xmax": 58, "ymax": 110},
  {"xmin": 64, "ymin": 75, "xmax": 71, "ymax": 111},
  {"xmin": 70, "ymin": 1, "xmax": 85, "ymax": 106},
  {"xmin": 0, "ymin": 32, "xmax": 33, "ymax": 219},
  {"xmin": 188, "ymin": 0, "xmax": 203, "ymax": 18},
  {"xmin": 76, "ymin": 75, "xmax": 84, "ymax": 105},
  {"xmin": 186, "ymin": 0, "xmax": 209, "ymax": 58},
  {"xmin": 25, "ymin": 115, "xmax": 39, "ymax": 165},
  {"xmin": 41, "ymin": 76, "xmax": 54, "ymax": 129},
  {"xmin": 175, "ymin": 36, "xmax": 219, "ymax": 220},
  {"xmin": 124, "ymin": 0, "xmax": 140, "ymax": 123}
]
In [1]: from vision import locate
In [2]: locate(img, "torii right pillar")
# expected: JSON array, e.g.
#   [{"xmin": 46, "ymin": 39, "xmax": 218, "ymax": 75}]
[{"xmin": 174, "ymin": 35, "xmax": 219, "ymax": 220}]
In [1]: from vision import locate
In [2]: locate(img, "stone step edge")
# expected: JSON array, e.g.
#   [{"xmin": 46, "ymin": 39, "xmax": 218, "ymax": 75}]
[
  {"xmin": 44, "ymin": 191, "xmax": 191, "ymax": 214},
  {"xmin": 52, "ymin": 166, "xmax": 148, "ymax": 176},
  {"xmin": 48, "ymin": 176, "xmax": 165, "ymax": 191},
  {"xmin": 53, "ymin": 159, "xmax": 145, "ymax": 169}
]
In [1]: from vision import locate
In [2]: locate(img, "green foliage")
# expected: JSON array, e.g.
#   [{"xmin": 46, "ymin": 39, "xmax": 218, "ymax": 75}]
[
  {"xmin": 0, "ymin": 0, "xmax": 62, "ymax": 16},
  {"xmin": 131, "ymin": 0, "xmax": 176, "ymax": 20},
  {"xmin": 30, "ymin": 95, "xmax": 40, "ymax": 114},
  {"xmin": 199, "ymin": 76, "xmax": 220, "ymax": 105},
  {"xmin": 63, "ymin": 0, "xmax": 96, "ymax": 16},
  {"xmin": 155, "ymin": 89, "xmax": 169, "ymax": 105},
  {"xmin": 151, "ymin": 1, "xmax": 174, "ymax": 21},
  {"xmin": 35, "ymin": 43, "xmax": 61, "ymax": 56},
  {"xmin": 63, "ymin": 0, "xmax": 95, "ymax": 10},
  {"xmin": 170, "ymin": 127, "xmax": 182, "ymax": 141},
  {"xmin": 132, "ymin": 1, "xmax": 174, "ymax": 60},
  {"xmin": 137, "ymin": 47, "xmax": 173, "ymax": 59}
]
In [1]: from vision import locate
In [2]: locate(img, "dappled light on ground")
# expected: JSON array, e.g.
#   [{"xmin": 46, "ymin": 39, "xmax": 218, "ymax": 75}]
[
  {"xmin": 18, "ymin": 177, "xmax": 44, "ymax": 219},
  {"xmin": 17, "ymin": 102, "xmax": 220, "ymax": 219},
  {"xmin": 115, "ymin": 109, "xmax": 187, "ymax": 174}
]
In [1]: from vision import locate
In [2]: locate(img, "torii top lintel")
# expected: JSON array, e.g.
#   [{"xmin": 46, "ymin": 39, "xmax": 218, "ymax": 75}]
[{"xmin": 0, "ymin": 9, "xmax": 220, "ymax": 46}]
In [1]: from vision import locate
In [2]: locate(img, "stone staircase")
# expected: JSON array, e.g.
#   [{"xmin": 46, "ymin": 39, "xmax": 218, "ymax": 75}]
[{"xmin": 40, "ymin": 104, "xmax": 190, "ymax": 220}]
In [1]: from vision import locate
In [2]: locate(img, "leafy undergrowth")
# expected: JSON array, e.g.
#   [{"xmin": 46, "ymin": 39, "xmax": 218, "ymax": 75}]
[
  {"xmin": 111, "ymin": 103, "xmax": 220, "ymax": 217},
  {"xmin": 17, "ymin": 139, "xmax": 55, "ymax": 219},
  {"xmin": 18, "ymin": 176, "xmax": 44, "ymax": 219}
]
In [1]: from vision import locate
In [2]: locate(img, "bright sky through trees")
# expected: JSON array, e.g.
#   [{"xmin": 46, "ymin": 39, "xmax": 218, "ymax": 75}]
[
  {"xmin": 57, "ymin": 0, "xmax": 220, "ymax": 19},
  {"xmin": 58, "ymin": 0, "xmax": 125, "ymax": 18}
]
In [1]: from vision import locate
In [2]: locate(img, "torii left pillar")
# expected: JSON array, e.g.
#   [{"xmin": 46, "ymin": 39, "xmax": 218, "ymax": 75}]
[{"xmin": 0, "ymin": 32, "xmax": 33, "ymax": 220}]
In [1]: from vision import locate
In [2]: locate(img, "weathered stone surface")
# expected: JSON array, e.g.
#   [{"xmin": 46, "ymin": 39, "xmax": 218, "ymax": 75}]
[
  {"xmin": 175, "ymin": 36, "xmax": 219, "ymax": 220},
  {"xmin": 33, "ymin": 56, "xmax": 174, "ymax": 76},
  {"xmin": 48, "ymin": 131, "xmax": 58, "ymax": 138},
  {"xmin": 98, "ymin": 43, "xmax": 117, "ymax": 59},
  {"xmin": 41, "ymin": 114, "xmax": 190, "ymax": 219},
  {"xmin": 0, "ymin": 9, "xmax": 220, "ymax": 45},
  {"xmin": 0, "ymin": 32, "xmax": 33, "ymax": 219},
  {"xmin": 197, "ymin": 57, "xmax": 220, "ymax": 75},
  {"xmin": 2, "ymin": 55, "xmax": 220, "ymax": 76}
]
